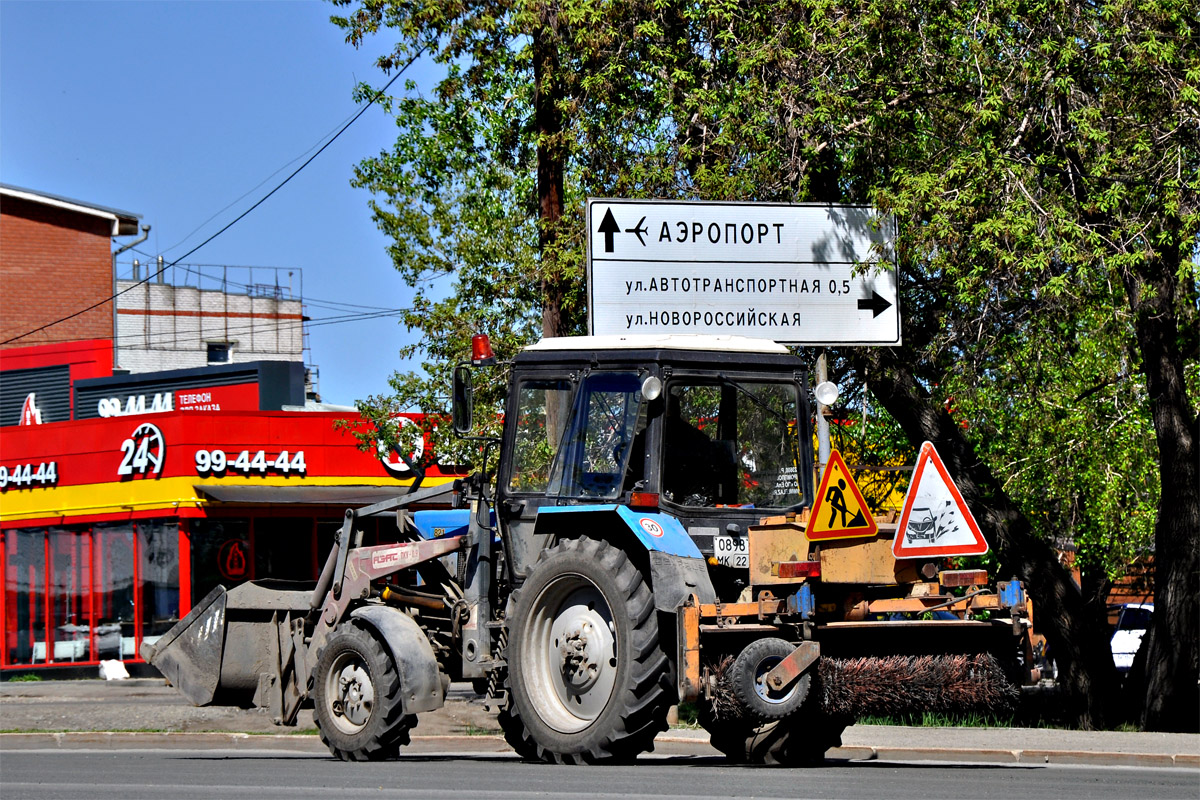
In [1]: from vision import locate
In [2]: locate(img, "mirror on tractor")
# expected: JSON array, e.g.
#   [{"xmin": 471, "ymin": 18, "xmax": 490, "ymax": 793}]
[{"xmin": 452, "ymin": 366, "xmax": 473, "ymax": 434}]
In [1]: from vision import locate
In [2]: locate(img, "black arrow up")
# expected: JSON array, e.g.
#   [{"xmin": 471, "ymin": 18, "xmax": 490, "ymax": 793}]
[
  {"xmin": 857, "ymin": 290, "xmax": 893, "ymax": 318},
  {"xmin": 598, "ymin": 208, "xmax": 620, "ymax": 252}
]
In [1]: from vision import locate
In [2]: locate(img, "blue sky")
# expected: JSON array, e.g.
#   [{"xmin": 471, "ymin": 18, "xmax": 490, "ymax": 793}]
[{"xmin": 1, "ymin": 0, "xmax": 442, "ymax": 406}]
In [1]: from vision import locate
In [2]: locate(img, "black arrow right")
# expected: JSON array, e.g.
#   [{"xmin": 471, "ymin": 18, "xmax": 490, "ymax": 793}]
[
  {"xmin": 857, "ymin": 290, "xmax": 892, "ymax": 318},
  {"xmin": 598, "ymin": 208, "xmax": 620, "ymax": 253}
]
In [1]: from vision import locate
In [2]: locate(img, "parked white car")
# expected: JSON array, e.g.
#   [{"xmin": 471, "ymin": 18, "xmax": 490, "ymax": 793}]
[{"xmin": 1110, "ymin": 603, "xmax": 1153, "ymax": 673}]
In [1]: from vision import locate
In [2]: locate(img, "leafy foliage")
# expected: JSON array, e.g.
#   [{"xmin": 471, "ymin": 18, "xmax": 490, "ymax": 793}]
[{"xmin": 330, "ymin": 0, "xmax": 1198, "ymax": 727}]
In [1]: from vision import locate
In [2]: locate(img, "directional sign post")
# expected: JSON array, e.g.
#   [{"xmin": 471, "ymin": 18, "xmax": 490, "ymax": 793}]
[{"xmin": 586, "ymin": 199, "xmax": 900, "ymax": 345}]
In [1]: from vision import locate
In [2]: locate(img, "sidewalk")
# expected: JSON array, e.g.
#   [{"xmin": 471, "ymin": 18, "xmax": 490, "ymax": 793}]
[{"xmin": 2, "ymin": 678, "xmax": 1197, "ymax": 769}]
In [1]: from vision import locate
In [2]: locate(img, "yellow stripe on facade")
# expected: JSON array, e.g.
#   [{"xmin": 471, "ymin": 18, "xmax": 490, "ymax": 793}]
[{"xmin": 0, "ymin": 474, "xmax": 455, "ymax": 522}]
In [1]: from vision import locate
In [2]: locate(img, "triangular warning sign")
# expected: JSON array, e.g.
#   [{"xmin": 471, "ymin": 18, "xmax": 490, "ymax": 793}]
[
  {"xmin": 893, "ymin": 441, "xmax": 988, "ymax": 558},
  {"xmin": 808, "ymin": 450, "xmax": 878, "ymax": 541}
]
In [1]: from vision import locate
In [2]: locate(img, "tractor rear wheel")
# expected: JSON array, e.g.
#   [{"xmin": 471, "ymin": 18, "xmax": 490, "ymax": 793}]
[
  {"xmin": 500, "ymin": 537, "xmax": 674, "ymax": 764},
  {"xmin": 312, "ymin": 623, "xmax": 416, "ymax": 761}
]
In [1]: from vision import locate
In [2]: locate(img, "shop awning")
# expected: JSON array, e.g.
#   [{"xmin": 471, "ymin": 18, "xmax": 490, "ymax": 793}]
[{"xmin": 193, "ymin": 484, "xmax": 406, "ymax": 509}]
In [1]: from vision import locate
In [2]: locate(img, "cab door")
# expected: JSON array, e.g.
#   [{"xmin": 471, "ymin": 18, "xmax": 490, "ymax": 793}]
[
  {"xmin": 496, "ymin": 373, "xmax": 575, "ymax": 578},
  {"xmin": 497, "ymin": 370, "xmax": 647, "ymax": 578}
]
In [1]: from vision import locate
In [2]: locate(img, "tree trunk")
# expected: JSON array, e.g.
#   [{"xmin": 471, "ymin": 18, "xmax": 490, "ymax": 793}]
[
  {"xmin": 533, "ymin": 4, "xmax": 568, "ymax": 340},
  {"xmin": 1121, "ymin": 247, "xmax": 1200, "ymax": 733},
  {"xmin": 858, "ymin": 347, "xmax": 1122, "ymax": 728}
]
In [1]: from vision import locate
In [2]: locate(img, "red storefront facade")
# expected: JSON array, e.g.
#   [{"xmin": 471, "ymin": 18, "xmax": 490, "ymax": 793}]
[{"xmin": 1, "ymin": 347, "xmax": 453, "ymax": 675}]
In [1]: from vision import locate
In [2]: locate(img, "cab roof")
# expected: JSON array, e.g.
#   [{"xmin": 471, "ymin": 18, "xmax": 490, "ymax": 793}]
[
  {"xmin": 514, "ymin": 334, "xmax": 802, "ymax": 370},
  {"xmin": 522, "ymin": 334, "xmax": 790, "ymax": 355}
]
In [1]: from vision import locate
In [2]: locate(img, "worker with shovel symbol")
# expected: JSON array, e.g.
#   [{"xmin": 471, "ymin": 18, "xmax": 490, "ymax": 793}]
[{"xmin": 826, "ymin": 479, "xmax": 851, "ymax": 528}]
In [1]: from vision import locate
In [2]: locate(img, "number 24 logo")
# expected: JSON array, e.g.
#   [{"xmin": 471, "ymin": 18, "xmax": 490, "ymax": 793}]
[{"xmin": 118, "ymin": 422, "xmax": 165, "ymax": 476}]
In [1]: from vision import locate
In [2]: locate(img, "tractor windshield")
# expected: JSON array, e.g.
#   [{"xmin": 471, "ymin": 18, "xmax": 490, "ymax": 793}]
[
  {"xmin": 663, "ymin": 379, "xmax": 803, "ymax": 508},
  {"xmin": 543, "ymin": 372, "xmax": 646, "ymax": 500}
]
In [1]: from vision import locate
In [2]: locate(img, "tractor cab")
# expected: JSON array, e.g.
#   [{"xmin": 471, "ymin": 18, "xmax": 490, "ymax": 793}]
[{"xmin": 458, "ymin": 334, "xmax": 815, "ymax": 588}]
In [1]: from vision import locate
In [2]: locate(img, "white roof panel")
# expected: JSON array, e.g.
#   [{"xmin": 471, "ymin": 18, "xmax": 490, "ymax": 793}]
[{"xmin": 523, "ymin": 334, "xmax": 790, "ymax": 355}]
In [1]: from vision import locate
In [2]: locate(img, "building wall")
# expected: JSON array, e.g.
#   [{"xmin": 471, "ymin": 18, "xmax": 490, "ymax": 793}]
[
  {"xmin": 115, "ymin": 280, "xmax": 304, "ymax": 373},
  {"xmin": 0, "ymin": 197, "xmax": 114, "ymax": 348}
]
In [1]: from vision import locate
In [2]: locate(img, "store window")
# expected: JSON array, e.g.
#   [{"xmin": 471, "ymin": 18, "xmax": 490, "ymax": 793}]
[
  {"xmin": 49, "ymin": 527, "xmax": 91, "ymax": 663},
  {"xmin": 1, "ymin": 519, "xmax": 179, "ymax": 668},
  {"xmin": 3, "ymin": 529, "xmax": 46, "ymax": 665},
  {"xmin": 92, "ymin": 523, "xmax": 136, "ymax": 660},
  {"xmin": 189, "ymin": 519, "xmax": 251, "ymax": 604},
  {"xmin": 138, "ymin": 520, "xmax": 179, "ymax": 640},
  {"xmin": 254, "ymin": 517, "xmax": 316, "ymax": 583}
]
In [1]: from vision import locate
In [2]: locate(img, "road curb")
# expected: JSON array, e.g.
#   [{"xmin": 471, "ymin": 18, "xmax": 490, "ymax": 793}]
[
  {"xmin": 2, "ymin": 731, "xmax": 1194, "ymax": 769},
  {"xmin": 0, "ymin": 732, "xmax": 327, "ymax": 752}
]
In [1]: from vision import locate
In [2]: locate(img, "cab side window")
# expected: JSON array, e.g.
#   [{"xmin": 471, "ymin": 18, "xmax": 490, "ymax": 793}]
[
  {"xmin": 548, "ymin": 372, "xmax": 644, "ymax": 499},
  {"xmin": 663, "ymin": 381, "xmax": 802, "ymax": 508},
  {"xmin": 508, "ymin": 379, "xmax": 573, "ymax": 494}
]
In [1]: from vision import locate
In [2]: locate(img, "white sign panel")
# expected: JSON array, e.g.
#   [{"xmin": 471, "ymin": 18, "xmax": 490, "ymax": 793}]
[{"xmin": 586, "ymin": 199, "xmax": 900, "ymax": 345}]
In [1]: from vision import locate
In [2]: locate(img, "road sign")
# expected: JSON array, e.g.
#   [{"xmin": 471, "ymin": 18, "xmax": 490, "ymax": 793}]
[
  {"xmin": 892, "ymin": 441, "xmax": 988, "ymax": 558},
  {"xmin": 586, "ymin": 198, "xmax": 900, "ymax": 345},
  {"xmin": 807, "ymin": 449, "xmax": 878, "ymax": 540}
]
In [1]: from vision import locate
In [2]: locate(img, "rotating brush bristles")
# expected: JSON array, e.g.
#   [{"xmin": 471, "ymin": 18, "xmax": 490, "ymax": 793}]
[
  {"xmin": 706, "ymin": 652, "xmax": 1019, "ymax": 722},
  {"xmin": 708, "ymin": 655, "xmax": 742, "ymax": 721},
  {"xmin": 819, "ymin": 653, "xmax": 1019, "ymax": 718}
]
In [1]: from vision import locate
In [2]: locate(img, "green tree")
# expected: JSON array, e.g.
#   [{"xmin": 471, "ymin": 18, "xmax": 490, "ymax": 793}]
[
  {"xmin": 778, "ymin": 0, "xmax": 1198, "ymax": 731},
  {"xmin": 331, "ymin": 0, "xmax": 1198, "ymax": 729}
]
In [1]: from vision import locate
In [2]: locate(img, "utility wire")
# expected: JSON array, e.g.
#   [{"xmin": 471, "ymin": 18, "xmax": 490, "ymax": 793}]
[
  {"xmin": 2, "ymin": 47, "xmax": 425, "ymax": 346},
  {"xmin": 158, "ymin": 111, "xmax": 365, "ymax": 256},
  {"xmin": 1, "ymin": 307, "xmax": 411, "ymax": 351},
  {"xmin": 122, "ymin": 256, "xmax": 401, "ymax": 313}
]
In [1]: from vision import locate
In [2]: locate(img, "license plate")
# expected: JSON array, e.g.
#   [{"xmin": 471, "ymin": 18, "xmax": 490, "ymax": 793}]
[{"xmin": 713, "ymin": 534, "xmax": 748, "ymax": 568}]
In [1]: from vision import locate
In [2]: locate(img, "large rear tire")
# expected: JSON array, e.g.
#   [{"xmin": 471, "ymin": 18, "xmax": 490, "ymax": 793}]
[
  {"xmin": 312, "ymin": 623, "xmax": 416, "ymax": 761},
  {"xmin": 500, "ymin": 537, "xmax": 674, "ymax": 764}
]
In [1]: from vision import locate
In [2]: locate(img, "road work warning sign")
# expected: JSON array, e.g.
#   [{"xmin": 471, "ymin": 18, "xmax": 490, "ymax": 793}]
[
  {"xmin": 807, "ymin": 450, "xmax": 878, "ymax": 540},
  {"xmin": 892, "ymin": 441, "xmax": 988, "ymax": 558}
]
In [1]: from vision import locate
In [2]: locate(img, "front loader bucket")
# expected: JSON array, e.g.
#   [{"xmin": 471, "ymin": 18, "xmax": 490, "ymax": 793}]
[
  {"xmin": 141, "ymin": 581, "xmax": 314, "ymax": 709},
  {"xmin": 140, "ymin": 586, "xmax": 228, "ymax": 706}
]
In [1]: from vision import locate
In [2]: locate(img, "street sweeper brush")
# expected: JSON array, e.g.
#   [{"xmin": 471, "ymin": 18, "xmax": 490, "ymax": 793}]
[
  {"xmin": 708, "ymin": 652, "xmax": 1018, "ymax": 722},
  {"xmin": 818, "ymin": 653, "xmax": 1020, "ymax": 718}
]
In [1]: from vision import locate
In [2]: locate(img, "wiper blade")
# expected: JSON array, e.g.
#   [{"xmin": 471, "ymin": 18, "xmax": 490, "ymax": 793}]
[{"xmin": 717, "ymin": 374, "xmax": 788, "ymax": 421}]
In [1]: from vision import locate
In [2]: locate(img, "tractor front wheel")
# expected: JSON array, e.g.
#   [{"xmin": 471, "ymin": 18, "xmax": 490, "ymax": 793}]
[{"xmin": 312, "ymin": 623, "xmax": 416, "ymax": 761}]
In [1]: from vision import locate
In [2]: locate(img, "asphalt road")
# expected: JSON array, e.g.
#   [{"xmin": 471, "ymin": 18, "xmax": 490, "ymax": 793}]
[{"xmin": 2, "ymin": 747, "xmax": 1197, "ymax": 800}]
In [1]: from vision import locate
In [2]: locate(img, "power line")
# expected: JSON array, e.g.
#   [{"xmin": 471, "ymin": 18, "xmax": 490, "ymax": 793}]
[
  {"xmin": 158, "ymin": 111, "xmax": 366, "ymax": 256},
  {"xmin": 124, "ymin": 258, "xmax": 401, "ymax": 313},
  {"xmin": 2, "ymin": 47, "xmax": 425, "ymax": 346},
  {"xmin": 1, "ymin": 307, "xmax": 411, "ymax": 351}
]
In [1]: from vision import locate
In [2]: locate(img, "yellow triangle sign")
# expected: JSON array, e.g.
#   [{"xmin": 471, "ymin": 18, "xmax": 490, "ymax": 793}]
[{"xmin": 807, "ymin": 449, "xmax": 878, "ymax": 541}]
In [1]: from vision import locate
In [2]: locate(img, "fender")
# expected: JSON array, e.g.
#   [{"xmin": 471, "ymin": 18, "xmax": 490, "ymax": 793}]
[
  {"xmin": 349, "ymin": 605, "xmax": 447, "ymax": 714},
  {"xmin": 535, "ymin": 505, "xmax": 717, "ymax": 611}
]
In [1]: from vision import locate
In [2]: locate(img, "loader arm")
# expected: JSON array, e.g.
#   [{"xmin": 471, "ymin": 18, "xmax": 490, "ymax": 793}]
[{"xmin": 144, "ymin": 478, "xmax": 469, "ymax": 726}]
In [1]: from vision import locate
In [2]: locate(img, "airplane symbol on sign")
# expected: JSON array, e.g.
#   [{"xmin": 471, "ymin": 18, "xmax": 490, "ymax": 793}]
[{"xmin": 598, "ymin": 209, "xmax": 648, "ymax": 251}]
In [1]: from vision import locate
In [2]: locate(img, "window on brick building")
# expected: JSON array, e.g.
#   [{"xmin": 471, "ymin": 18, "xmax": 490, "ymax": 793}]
[{"xmin": 207, "ymin": 342, "xmax": 232, "ymax": 364}]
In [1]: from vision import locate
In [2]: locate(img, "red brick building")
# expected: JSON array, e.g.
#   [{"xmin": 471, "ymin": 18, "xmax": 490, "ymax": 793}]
[
  {"xmin": 1, "ymin": 187, "xmax": 451, "ymax": 676},
  {"xmin": 1, "ymin": 184, "xmax": 141, "ymax": 349}
]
